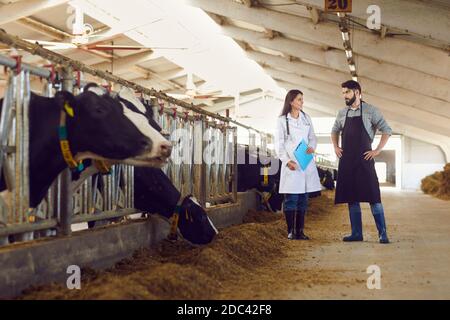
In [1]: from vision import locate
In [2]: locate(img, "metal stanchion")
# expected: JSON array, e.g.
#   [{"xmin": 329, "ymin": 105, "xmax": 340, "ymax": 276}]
[{"xmin": 58, "ymin": 66, "xmax": 73, "ymax": 236}]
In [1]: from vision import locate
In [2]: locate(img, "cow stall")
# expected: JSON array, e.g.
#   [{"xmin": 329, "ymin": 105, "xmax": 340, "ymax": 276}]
[{"xmin": 0, "ymin": 29, "xmax": 277, "ymax": 247}]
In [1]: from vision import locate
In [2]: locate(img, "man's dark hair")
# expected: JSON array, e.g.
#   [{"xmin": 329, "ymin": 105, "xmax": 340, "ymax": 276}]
[{"xmin": 341, "ymin": 80, "xmax": 361, "ymax": 93}]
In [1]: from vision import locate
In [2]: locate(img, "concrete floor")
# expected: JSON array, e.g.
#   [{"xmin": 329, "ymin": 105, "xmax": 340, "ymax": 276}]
[
  {"xmin": 297, "ymin": 188, "xmax": 450, "ymax": 299},
  {"xmin": 217, "ymin": 189, "xmax": 450, "ymax": 300}
]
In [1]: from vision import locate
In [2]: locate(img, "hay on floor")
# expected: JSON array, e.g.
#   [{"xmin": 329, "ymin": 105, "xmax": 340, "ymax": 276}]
[{"xmin": 421, "ymin": 163, "xmax": 450, "ymax": 200}]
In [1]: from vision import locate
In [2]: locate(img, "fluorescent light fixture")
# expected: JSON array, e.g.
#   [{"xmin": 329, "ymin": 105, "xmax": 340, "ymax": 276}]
[
  {"xmin": 349, "ymin": 64, "xmax": 356, "ymax": 72},
  {"xmin": 352, "ymin": 76, "xmax": 358, "ymax": 81},
  {"xmin": 345, "ymin": 50, "xmax": 352, "ymax": 59},
  {"xmin": 341, "ymin": 32, "xmax": 349, "ymax": 42}
]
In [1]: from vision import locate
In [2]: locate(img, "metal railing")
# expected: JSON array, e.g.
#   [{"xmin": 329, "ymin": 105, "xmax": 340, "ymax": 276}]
[
  {"xmin": 153, "ymin": 102, "xmax": 237, "ymax": 206},
  {"xmin": 0, "ymin": 29, "xmax": 271, "ymax": 245}
]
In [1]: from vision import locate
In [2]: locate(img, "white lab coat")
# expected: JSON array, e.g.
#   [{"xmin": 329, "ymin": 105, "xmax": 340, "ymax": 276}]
[{"xmin": 275, "ymin": 112, "xmax": 322, "ymax": 194}]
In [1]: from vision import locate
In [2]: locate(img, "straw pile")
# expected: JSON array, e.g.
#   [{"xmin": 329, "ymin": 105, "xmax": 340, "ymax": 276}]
[
  {"xmin": 421, "ymin": 163, "xmax": 450, "ymax": 200},
  {"xmin": 18, "ymin": 191, "xmax": 339, "ymax": 300}
]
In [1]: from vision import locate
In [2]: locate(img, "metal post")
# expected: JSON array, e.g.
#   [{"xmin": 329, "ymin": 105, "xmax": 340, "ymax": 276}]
[
  {"xmin": 58, "ymin": 66, "xmax": 73, "ymax": 236},
  {"xmin": 193, "ymin": 118, "xmax": 203, "ymax": 204},
  {"xmin": 232, "ymin": 127, "xmax": 238, "ymax": 203},
  {"xmin": 199, "ymin": 119, "xmax": 207, "ymax": 207}
]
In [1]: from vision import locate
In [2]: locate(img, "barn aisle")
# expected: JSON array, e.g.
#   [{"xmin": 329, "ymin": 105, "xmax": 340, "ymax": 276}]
[{"xmin": 214, "ymin": 190, "xmax": 450, "ymax": 300}]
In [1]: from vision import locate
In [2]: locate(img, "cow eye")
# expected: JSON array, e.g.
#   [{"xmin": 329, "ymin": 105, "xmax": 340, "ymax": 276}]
[{"xmin": 94, "ymin": 105, "xmax": 108, "ymax": 116}]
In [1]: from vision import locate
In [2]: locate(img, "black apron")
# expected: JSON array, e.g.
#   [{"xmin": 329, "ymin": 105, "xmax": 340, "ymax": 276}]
[{"xmin": 335, "ymin": 105, "xmax": 381, "ymax": 204}]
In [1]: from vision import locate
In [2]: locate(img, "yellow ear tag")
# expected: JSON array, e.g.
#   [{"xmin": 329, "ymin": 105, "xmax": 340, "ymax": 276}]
[
  {"xmin": 64, "ymin": 102, "xmax": 74, "ymax": 117},
  {"xmin": 263, "ymin": 166, "xmax": 269, "ymax": 185}
]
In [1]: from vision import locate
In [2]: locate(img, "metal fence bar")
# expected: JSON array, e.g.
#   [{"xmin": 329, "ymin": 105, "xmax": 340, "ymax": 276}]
[
  {"xmin": 0, "ymin": 33, "xmax": 266, "ymax": 135},
  {"xmin": 0, "ymin": 219, "xmax": 58, "ymax": 238},
  {"xmin": 0, "ymin": 31, "xmax": 272, "ymax": 242},
  {"xmin": 57, "ymin": 66, "xmax": 73, "ymax": 236},
  {"xmin": 0, "ymin": 54, "xmax": 51, "ymax": 79}
]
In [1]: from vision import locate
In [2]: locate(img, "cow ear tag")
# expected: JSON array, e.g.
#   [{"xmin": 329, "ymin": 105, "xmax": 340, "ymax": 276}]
[{"xmin": 64, "ymin": 102, "xmax": 75, "ymax": 117}]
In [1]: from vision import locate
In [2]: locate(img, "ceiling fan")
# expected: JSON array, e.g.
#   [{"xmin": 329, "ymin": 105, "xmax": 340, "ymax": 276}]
[
  {"xmin": 169, "ymin": 73, "xmax": 231, "ymax": 101},
  {"xmin": 23, "ymin": 6, "xmax": 188, "ymax": 52}
]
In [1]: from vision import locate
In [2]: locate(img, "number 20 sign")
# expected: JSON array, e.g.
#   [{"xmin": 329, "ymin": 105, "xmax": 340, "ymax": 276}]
[{"xmin": 324, "ymin": 0, "xmax": 352, "ymax": 13}]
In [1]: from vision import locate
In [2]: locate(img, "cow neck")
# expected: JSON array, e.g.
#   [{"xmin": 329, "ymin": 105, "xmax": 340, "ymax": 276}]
[
  {"xmin": 58, "ymin": 103, "xmax": 111, "ymax": 178},
  {"xmin": 28, "ymin": 95, "xmax": 73, "ymax": 208},
  {"xmin": 58, "ymin": 103, "xmax": 84, "ymax": 179}
]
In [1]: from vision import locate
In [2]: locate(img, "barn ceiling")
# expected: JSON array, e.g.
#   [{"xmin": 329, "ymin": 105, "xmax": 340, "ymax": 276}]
[{"xmin": 0, "ymin": 0, "xmax": 449, "ymax": 159}]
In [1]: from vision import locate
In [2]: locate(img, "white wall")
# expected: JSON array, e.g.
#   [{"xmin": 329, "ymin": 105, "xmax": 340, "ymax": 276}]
[{"xmin": 401, "ymin": 137, "xmax": 446, "ymax": 190}]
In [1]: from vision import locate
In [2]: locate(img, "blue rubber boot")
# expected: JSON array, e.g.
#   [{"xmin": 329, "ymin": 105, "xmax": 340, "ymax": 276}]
[
  {"xmin": 343, "ymin": 204, "xmax": 363, "ymax": 242},
  {"xmin": 371, "ymin": 203, "xmax": 389, "ymax": 244}
]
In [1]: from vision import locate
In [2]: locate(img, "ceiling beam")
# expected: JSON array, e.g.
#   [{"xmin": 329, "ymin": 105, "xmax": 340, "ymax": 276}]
[
  {"xmin": 307, "ymin": 6, "xmax": 320, "ymax": 25},
  {"xmin": 248, "ymin": 50, "xmax": 450, "ymax": 119},
  {"xmin": 206, "ymin": 92, "xmax": 264, "ymax": 113},
  {"xmin": 14, "ymin": 16, "xmax": 114, "ymax": 61},
  {"xmin": 163, "ymin": 80, "xmax": 206, "ymax": 95},
  {"xmin": 157, "ymin": 68, "xmax": 187, "ymax": 81},
  {"xmin": 241, "ymin": 0, "xmax": 254, "ymax": 8},
  {"xmin": 132, "ymin": 78, "xmax": 173, "ymax": 91},
  {"xmin": 15, "ymin": 17, "xmax": 70, "ymax": 41},
  {"xmin": 89, "ymin": 52, "xmax": 183, "ymax": 92},
  {"xmin": 0, "ymin": 0, "xmax": 69, "ymax": 25},
  {"xmin": 137, "ymin": 68, "xmax": 185, "ymax": 91},
  {"xmin": 185, "ymin": 0, "xmax": 450, "ymax": 80},
  {"xmin": 91, "ymin": 50, "xmax": 159, "ymax": 74},
  {"xmin": 206, "ymin": 12, "xmax": 225, "ymax": 25},
  {"xmin": 221, "ymin": 24, "xmax": 450, "ymax": 102},
  {"xmin": 296, "ymin": 0, "xmax": 450, "ymax": 47}
]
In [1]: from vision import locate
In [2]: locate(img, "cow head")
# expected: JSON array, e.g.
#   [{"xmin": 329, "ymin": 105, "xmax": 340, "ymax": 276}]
[
  {"xmin": 177, "ymin": 195, "xmax": 218, "ymax": 245},
  {"xmin": 60, "ymin": 84, "xmax": 172, "ymax": 168}
]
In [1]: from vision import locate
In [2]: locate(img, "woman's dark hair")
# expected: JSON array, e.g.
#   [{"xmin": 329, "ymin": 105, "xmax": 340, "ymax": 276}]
[{"xmin": 280, "ymin": 89, "xmax": 303, "ymax": 116}]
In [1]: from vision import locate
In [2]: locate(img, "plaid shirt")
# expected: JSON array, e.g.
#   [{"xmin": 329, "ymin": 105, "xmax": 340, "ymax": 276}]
[{"xmin": 331, "ymin": 101, "xmax": 392, "ymax": 141}]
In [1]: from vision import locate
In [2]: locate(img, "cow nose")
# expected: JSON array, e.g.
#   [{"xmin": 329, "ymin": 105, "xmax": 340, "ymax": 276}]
[{"xmin": 159, "ymin": 142, "xmax": 172, "ymax": 158}]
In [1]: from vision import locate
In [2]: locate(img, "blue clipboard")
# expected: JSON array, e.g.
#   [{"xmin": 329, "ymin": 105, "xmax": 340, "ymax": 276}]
[{"xmin": 293, "ymin": 139, "xmax": 313, "ymax": 171}]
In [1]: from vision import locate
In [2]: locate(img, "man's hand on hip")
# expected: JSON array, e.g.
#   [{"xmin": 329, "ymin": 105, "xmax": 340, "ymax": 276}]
[
  {"xmin": 334, "ymin": 146, "xmax": 343, "ymax": 158},
  {"xmin": 364, "ymin": 149, "xmax": 381, "ymax": 160}
]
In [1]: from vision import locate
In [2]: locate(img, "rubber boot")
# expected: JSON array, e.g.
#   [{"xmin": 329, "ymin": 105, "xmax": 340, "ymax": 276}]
[
  {"xmin": 295, "ymin": 210, "xmax": 309, "ymax": 240},
  {"xmin": 284, "ymin": 211, "xmax": 295, "ymax": 240},
  {"xmin": 343, "ymin": 206, "xmax": 363, "ymax": 242},
  {"xmin": 373, "ymin": 212, "xmax": 389, "ymax": 244}
]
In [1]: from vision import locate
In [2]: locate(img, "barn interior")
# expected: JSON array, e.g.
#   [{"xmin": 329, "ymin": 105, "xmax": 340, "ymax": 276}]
[{"xmin": 0, "ymin": 0, "xmax": 449, "ymax": 301}]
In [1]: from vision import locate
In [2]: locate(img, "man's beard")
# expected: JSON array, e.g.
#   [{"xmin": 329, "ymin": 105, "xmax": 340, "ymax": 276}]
[{"xmin": 345, "ymin": 94, "xmax": 356, "ymax": 106}]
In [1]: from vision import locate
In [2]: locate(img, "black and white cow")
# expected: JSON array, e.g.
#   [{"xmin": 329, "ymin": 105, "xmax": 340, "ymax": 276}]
[
  {"xmin": 317, "ymin": 167, "xmax": 335, "ymax": 190},
  {"xmin": 83, "ymin": 92, "xmax": 218, "ymax": 245},
  {"xmin": 133, "ymin": 166, "xmax": 218, "ymax": 245},
  {"xmin": 235, "ymin": 144, "xmax": 284, "ymax": 212},
  {"xmin": 0, "ymin": 84, "xmax": 172, "ymax": 209},
  {"xmin": 235, "ymin": 144, "xmax": 325, "ymax": 212}
]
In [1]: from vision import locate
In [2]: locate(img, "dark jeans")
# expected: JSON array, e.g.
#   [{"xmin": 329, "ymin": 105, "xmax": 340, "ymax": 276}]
[{"xmin": 284, "ymin": 193, "xmax": 309, "ymax": 212}]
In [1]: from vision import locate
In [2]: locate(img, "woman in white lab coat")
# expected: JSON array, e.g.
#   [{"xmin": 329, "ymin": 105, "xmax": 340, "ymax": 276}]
[{"xmin": 275, "ymin": 89, "xmax": 322, "ymax": 240}]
